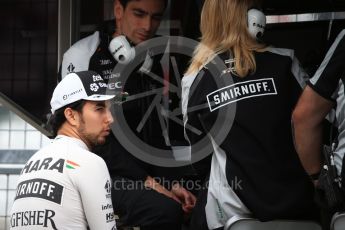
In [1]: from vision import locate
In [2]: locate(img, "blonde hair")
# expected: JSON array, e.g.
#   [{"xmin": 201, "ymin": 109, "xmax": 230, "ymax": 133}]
[{"xmin": 186, "ymin": 0, "xmax": 267, "ymax": 77}]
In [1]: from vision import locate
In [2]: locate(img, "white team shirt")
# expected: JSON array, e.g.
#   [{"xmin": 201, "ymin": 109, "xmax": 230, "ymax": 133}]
[{"xmin": 10, "ymin": 135, "xmax": 116, "ymax": 230}]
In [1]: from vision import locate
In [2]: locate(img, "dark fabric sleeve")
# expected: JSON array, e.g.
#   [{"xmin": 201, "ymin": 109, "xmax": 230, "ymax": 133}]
[
  {"xmin": 93, "ymin": 133, "xmax": 149, "ymax": 181},
  {"xmin": 308, "ymin": 31, "xmax": 345, "ymax": 101}
]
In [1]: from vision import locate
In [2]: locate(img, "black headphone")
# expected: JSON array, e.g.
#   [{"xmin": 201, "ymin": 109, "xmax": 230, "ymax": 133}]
[{"xmin": 247, "ymin": 8, "xmax": 266, "ymax": 39}]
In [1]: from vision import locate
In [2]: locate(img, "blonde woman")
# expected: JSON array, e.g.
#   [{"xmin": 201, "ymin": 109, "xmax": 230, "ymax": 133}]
[{"xmin": 182, "ymin": 0, "xmax": 318, "ymax": 229}]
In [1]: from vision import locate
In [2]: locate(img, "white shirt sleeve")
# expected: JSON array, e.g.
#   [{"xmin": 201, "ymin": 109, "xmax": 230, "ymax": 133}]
[
  {"xmin": 75, "ymin": 155, "xmax": 116, "ymax": 230},
  {"xmin": 61, "ymin": 31, "xmax": 101, "ymax": 78}
]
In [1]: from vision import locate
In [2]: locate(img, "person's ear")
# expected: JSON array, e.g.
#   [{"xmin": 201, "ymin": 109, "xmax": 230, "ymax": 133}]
[
  {"xmin": 114, "ymin": 0, "xmax": 124, "ymax": 21},
  {"xmin": 64, "ymin": 107, "xmax": 80, "ymax": 127}
]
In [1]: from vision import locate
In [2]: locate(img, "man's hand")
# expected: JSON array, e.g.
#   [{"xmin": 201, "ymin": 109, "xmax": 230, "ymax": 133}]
[
  {"xmin": 144, "ymin": 176, "xmax": 181, "ymax": 203},
  {"xmin": 312, "ymin": 179, "xmax": 319, "ymax": 187},
  {"xmin": 171, "ymin": 183, "xmax": 196, "ymax": 214}
]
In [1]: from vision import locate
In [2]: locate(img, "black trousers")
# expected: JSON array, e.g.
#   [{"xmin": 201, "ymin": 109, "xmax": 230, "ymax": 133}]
[
  {"xmin": 112, "ymin": 177, "xmax": 184, "ymax": 230},
  {"xmin": 187, "ymin": 181, "xmax": 209, "ymax": 230},
  {"xmin": 187, "ymin": 177, "xmax": 224, "ymax": 230}
]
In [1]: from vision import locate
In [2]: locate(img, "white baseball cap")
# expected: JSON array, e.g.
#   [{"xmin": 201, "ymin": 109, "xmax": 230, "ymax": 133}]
[{"xmin": 50, "ymin": 71, "xmax": 115, "ymax": 114}]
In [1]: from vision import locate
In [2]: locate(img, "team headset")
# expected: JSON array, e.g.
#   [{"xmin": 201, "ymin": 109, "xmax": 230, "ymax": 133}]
[
  {"xmin": 108, "ymin": 35, "xmax": 135, "ymax": 65},
  {"xmin": 108, "ymin": 9, "xmax": 266, "ymax": 65},
  {"xmin": 223, "ymin": 9, "xmax": 266, "ymax": 75},
  {"xmin": 247, "ymin": 8, "xmax": 266, "ymax": 39}
]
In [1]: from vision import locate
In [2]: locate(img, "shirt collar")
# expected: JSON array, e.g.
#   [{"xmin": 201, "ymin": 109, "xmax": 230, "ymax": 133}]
[{"xmin": 55, "ymin": 135, "xmax": 89, "ymax": 151}]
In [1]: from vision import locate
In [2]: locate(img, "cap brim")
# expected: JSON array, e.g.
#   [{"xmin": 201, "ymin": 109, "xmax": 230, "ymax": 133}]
[{"xmin": 84, "ymin": 94, "xmax": 115, "ymax": 101}]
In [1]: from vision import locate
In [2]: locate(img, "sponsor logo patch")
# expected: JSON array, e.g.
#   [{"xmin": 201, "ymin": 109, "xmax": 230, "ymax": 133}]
[
  {"xmin": 108, "ymin": 81, "xmax": 122, "ymax": 89},
  {"xmin": 100, "ymin": 59, "xmax": 112, "ymax": 65},
  {"xmin": 207, "ymin": 78, "xmax": 277, "ymax": 112},
  {"xmin": 105, "ymin": 180, "xmax": 111, "ymax": 198},
  {"xmin": 21, "ymin": 158, "xmax": 65, "ymax": 174},
  {"xmin": 102, "ymin": 203, "xmax": 113, "ymax": 210},
  {"xmin": 67, "ymin": 63, "xmax": 75, "ymax": 73},
  {"xmin": 106, "ymin": 212, "xmax": 115, "ymax": 223},
  {"xmin": 63, "ymin": 88, "xmax": 83, "ymax": 101},
  {"xmin": 90, "ymin": 83, "xmax": 99, "ymax": 92},
  {"xmin": 15, "ymin": 178, "xmax": 64, "ymax": 204},
  {"xmin": 93, "ymin": 74, "xmax": 103, "ymax": 81},
  {"xmin": 10, "ymin": 209, "xmax": 58, "ymax": 229}
]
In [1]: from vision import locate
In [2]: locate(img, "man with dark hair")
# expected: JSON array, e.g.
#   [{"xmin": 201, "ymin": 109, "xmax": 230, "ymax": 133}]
[
  {"xmin": 10, "ymin": 71, "xmax": 116, "ymax": 230},
  {"xmin": 114, "ymin": 0, "xmax": 168, "ymax": 45},
  {"xmin": 59, "ymin": 0, "xmax": 195, "ymax": 229},
  {"xmin": 60, "ymin": 0, "xmax": 168, "ymax": 79},
  {"xmin": 118, "ymin": 0, "xmax": 168, "ymax": 10}
]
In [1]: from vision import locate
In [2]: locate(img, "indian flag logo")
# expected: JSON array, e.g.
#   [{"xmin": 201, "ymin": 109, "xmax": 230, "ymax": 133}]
[{"xmin": 66, "ymin": 160, "xmax": 80, "ymax": 169}]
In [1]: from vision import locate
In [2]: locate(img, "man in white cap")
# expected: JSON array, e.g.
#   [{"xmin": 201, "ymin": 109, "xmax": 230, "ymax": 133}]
[{"xmin": 10, "ymin": 71, "xmax": 116, "ymax": 230}]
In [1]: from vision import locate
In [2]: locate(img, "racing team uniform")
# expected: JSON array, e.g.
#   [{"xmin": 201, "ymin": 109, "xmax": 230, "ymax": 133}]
[
  {"xmin": 60, "ymin": 21, "xmax": 184, "ymax": 229},
  {"xmin": 182, "ymin": 48, "xmax": 318, "ymax": 229},
  {"xmin": 308, "ymin": 29, "xmax": 345, "ymax": 183},
  {"xmin": 10, "ymin": 135, "xmax": 116, "ymax": 230}
]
